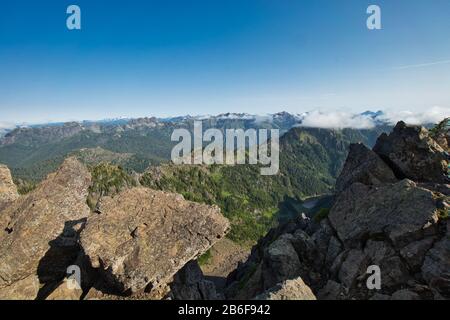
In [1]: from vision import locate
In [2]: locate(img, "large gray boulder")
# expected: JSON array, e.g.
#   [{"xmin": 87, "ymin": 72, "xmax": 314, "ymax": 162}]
[
  {"xmin": 169, "ymin": 261, "xmax": 220, "ymax": 300},
  {"xmin": 336, "ymin": 143, "xmax": 397, "ymax": 194},
  {"xmin": 373, "ymin": 121, "xmax": 449, "ymax": 183},
  {"xmin": 329, "ymin": 180, "xmax": 440, "ymax": 248},
  {"xmin": 261, "ymin": 234, "xmax": 302, "ymax": 291},
  {"xmin": 80, "ymin": 187, "xmax": 229, "ymax": 294},
  {"xmin": 421, "ymin": 222, "xmax": 450, "ymax": 298}
]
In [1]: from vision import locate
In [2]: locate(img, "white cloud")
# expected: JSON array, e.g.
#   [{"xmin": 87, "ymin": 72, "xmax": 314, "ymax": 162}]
[
  {"xmin": 0, "ymin": 121, "xmax": 16, "ymax": 130},
  {"xmin": 298, "ymin": 110, "xmax": 376, "ymax": 129},
  {"xmin": 378, "ymin": 106, "xmax": 450, "ymax": 125},
  {"xmin": 296, "ymin": 107, "xmax": 450, "ymax": 129},
  {"xmin": 0, "ymin": 122, "xmax": 16, "ymax": 136}
]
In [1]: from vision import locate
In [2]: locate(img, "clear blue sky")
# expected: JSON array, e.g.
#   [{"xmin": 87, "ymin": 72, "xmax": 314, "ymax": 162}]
[{"xmin": 1, "ymin": 0, "xmax": 450, "ymax": 123}]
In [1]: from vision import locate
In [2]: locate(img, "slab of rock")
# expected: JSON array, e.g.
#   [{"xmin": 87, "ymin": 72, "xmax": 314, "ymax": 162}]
[
  {"xmin": 0, "ymin": 275, "xmax": 40, "ymax": 300},
  {"xmin": 329, "ymin": 180, "xmax": 440, "ymax": 248},
  {"xmin": 261, "ymin": 234, "xmax": 302, "ymax": 291},
  {"xmin": 0, "ymin": 158, "xmax": 91, "ymax": 298},
  {"xmin": 80, "ymin": 187, "xmax": 229, "ymax": 294},
  {"xmin": 317, "ymin": 280, "xmax": 344, "ymax": 300},
  {"xmin": 338, "ymin": 249, "xmax": 368, "ymax": 289},
  {"xmin": 400, "ymin": 238, "xmax": 435, "ymax": 271},
  {"xmin": 169, "ymin": 261, "xmax": 219, "ymax": 300},
  {"xmin": 421, "ymin": 232, "xmax": 450, "ymax": 298},
  {"xmin": 373, "ymin": 121, "xmax": 449, "ymax": 183},
  {"xmin": 336, "ymin": 143, "xmax": 397, "ymax": 194},
  {"xmin": 0, "ymin": 164, "xmax": 18, "ymax": 210},
  {"xmin": 255, "ymin": 277, "xmax": 316, "ymax": 300}
]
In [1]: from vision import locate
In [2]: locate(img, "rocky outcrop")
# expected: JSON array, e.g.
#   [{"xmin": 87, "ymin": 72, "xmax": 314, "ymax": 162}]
[
  {"xmin": 329, "ymin": 180, "xmax": 440, "ymax": 248},
  {"xmin": 373, "ymin": 121, "xmax": 449, "ymax": 183},
  {"xmin": 226, "ymin": 121, "xmax": 449, "ymax": 300},
  {"xmin": 335, "ymin": 143, "xmax": 397, "ymax": 194},
  {"xmin": 255, "ymin": 277, "xmax": 316, "ymax": 300},
  {"xmin": 0, "ymin": 164, "xmax": 19, "ymax": 210},
  {"xmin": 80, "ymin": 187, "xmax": 229, "ymax": 295},
  {"xmin": 0, "ymin": 157, "xmax": 229, "ymax": 300},
  {"xmin": 0, "ymin": 158, "xmax": 92, "ymax": 299},
  {"xmin": 421, "ymin": 222, "xmax": 450, "ymax": 298},
  {"xmin": 168, "ymin": 261, "xmax": 220, "ymax": 300}
]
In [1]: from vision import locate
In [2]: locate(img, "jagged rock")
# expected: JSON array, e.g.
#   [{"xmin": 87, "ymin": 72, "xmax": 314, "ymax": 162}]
[
  {"xmin": 254, "ymin": 277, "xmax": 316, "ymax": 300},
  {"xmin": 329, "ymin": 180, "xmax": 440, "ymax": 248},
  {"xmin": 373, "ymin": 121, "xmax": 448, "ymax": 183},
  {"xmin": 227, "ymin": 262, "xmax": 264, "ymax": 300},
  {"xmin": 317, "ymin": 280, "xmax": 344, "ymax": 300},
  {"xmin": 380, "ymin": 256, "xmax": 410, "ymax": 290},
  {"xmin": 0, "ymin": 164, "xmax": 18, "ymax": 210},
  {"xmin": 261, "ymin": 234, "xmax": 302, "ymax": 291},
  {"xmin": 80, "ymin": 187, "xmax": 229, "ymax": 294},
  {"xmin": 364, "ymin": 240, "xmax": 396, "ymax": 265},
  {"xmin": 421, "ymin": 229, "xmax": 450, "ymax": 298},
  {"xmin": 336, "ymin": 143, "xmax": 397, "ymax": 193},
  {"xmin": 338, "ymin": 249, "xmax": 368, "ymax": 289},
  {"xmin": 169, "ymin": 261, "xmax": 219, "ymax": 300},
  {"xmin": 400, "ymin": 238, "xmax": 435, "ymax": 271},
  {"xmin": 0, "ymin": 158, "xmax": 91, "ymax": 299},
  {"xmin": 325, "ymin": 236, "xmax": 343, "ymax": 269},
  {"xmin": 290, "ymin": 230, "xmax": 317, "ymax": 264},
  {"xmin": 222, "ymin": 120, "xmax": 450, "ymax": 301}
]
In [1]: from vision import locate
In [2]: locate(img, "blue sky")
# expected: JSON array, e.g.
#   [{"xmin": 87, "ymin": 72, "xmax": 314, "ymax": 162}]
[{"xmin": 1, "ymin": 0, "xmax": 450, "ymax": 123}]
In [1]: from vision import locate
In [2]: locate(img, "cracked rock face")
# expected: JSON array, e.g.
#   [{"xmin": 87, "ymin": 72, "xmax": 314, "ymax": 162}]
[
  {"xmin": 80, "ymin": 187, "xmax": 229, "ymax": 294},
  {"xmin": 328, "ymin": 180, "xmax": 440, "ymax": 248},
  {"xmin": 0, "ymin": 164, "xmax": 19, "ymax": 210},
  {"xmin": 373, "ymin": 121, "xmax": 449, "ymax": 183},
  {"xmin": 335, "ymin": 143, "xmax": 397, "ymax": 194},
  {"xmin": 0, "ymin": 158, "xmax": 92, "ymax": 296}
]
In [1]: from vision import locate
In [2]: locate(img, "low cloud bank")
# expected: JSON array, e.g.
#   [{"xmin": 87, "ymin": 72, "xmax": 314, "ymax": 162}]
[
  {"xmin": 378, "ymin": 106, "xmax": 450, "ymax": 126},
  {"xmin": 298, "ymin": 107, "xmax": 450, "ymax": 129},
  {"xmin": 299, "ymin": 111, "xmax": 376, "ymax": 129},
  {"xmin": 0, "ymin": 122, "xmax": 15, "ymax": 130},
  {"xmin": 0, "ymin": 122, "xmax": 16, "ymax": 136}
]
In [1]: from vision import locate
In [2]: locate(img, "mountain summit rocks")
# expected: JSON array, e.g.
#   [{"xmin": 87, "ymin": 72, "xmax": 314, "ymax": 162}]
[
  {"xmin": 373, "ymin": 121, "xmax": 449, "ymax": 183},
  {"xmin": 0, "ymin": 158, "xmax": 229, "ymax": 300},
  {"xmin": 226, "ymin": 121, "xmax": 449, "ymax": 300},
  {"xmin": 80, "ymin": 187, "xmax": 229, "ymax": 294}
]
